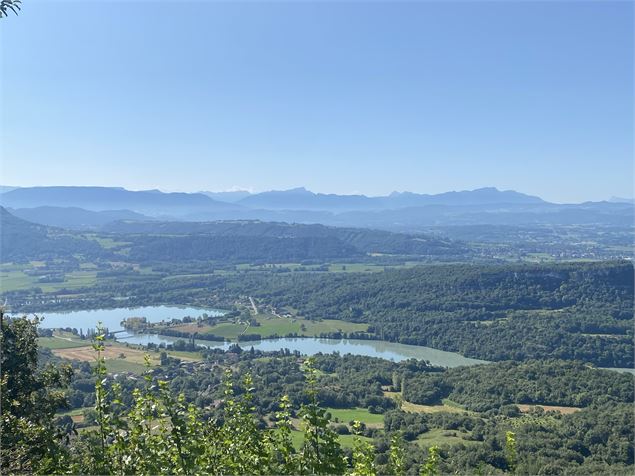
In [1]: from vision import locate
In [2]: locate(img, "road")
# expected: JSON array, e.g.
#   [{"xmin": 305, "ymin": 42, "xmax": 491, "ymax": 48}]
[{"xmin": 249, "ymin": 296, "xmax": 258, "ymax": 315}]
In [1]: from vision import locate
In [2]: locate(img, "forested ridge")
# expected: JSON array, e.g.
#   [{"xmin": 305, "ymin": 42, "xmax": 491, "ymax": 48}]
[
  {"xmin": 127, "ymin": 235, "xmax": 363, "ymax": 262},
  {"xmin": 104, "ymin": 219, "xmax": 463, "ymax": 257},
  {"xmin": 0, "ymin": 207, "xmax": 466, "ymax": 264},
  {"xmin": 234, "ymin": 261, "xmax": 634, "ymax": 367},
  {"xmin": 401, "ymin": 360, "xmax": 634, "ymax": 410}
]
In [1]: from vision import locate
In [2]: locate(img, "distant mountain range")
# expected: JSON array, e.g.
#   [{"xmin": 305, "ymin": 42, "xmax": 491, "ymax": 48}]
[
  {"xmin": 0, "ymin": 186, "xmax": 241, "ymax": 216},
  {"xmin": 9, "ymin": 206, "xmax": 150, "ymax": 230},
  {"xmin": 0, "ymin": 207, "xmax": 466, "ymax": 263},
  {"xmin": 0, "ymin": 207, "xmax": 104, "ymax": 262},
  {"xmin": 200, "ymin": 190, "xmax": 252, "ymax": 203},
  {"xmin": 609, "ymin": 196, "xmax": 635, "ymax": 204},
  {"xmin": 236, "ymin": 186, "xmax": 545, "ymax": 211},
  {"xmin": 1, "ymin": 185, "xmax": 632, "ymax": 231}
]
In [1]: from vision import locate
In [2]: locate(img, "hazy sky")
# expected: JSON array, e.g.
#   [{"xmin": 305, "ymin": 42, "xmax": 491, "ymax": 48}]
[{"xmin": 1, "ymin": 1, "xmax": 633, "ymax": 202}]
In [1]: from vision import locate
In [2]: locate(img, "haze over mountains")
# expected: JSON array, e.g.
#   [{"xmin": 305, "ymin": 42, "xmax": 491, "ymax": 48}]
[
  {"xmin": 1, "ymin": 185, "xmax": 632, "ymax": 232},
  {"xmin": 235, "ymin": 186, "xmax": 546, "ymax": 211}
]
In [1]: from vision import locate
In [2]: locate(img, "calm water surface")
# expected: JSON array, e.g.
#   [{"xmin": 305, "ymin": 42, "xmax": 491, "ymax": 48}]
[
  {"xmin": 120, "ymin": 334, "xmax": 488, "ymax": 368},
  {"xmin": 33, "ymin": 306, "xmax": 226, "ymax": 333},
  {"xmin": 31, "ymin": 307, "xmax": 634, "ymax": 371}
]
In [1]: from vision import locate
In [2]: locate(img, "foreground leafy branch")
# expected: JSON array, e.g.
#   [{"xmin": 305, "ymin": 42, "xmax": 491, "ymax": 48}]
[{"xmin": 0, "ymin": 0, "xmax": 21, "ymax": 18}]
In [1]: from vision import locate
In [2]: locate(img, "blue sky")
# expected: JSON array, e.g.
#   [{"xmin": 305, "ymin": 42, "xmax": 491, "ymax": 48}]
[{"xmin": 1, "ymin": 1, "xmax": 632, "ymax": 202}]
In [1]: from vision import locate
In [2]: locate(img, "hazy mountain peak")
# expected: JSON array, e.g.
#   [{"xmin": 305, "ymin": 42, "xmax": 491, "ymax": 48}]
[
  {"xmin": 609, "ymin": 196, "xmax": 635, "ymax": 204},
  {"xmin": 283, "ymin": 187, "xmax": 312, "ymax": 194},
  {"xmin": 0, "ymin": 185, "xmax": 243, "ymax": 216}
]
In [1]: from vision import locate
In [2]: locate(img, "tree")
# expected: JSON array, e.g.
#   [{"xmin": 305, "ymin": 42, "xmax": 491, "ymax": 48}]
[
  {"xmin": 0, "ymin": 313, "xmax": 73, "ymax": 473},
  {"xmin": 298, "ymin": 358, "xmax": 346, "ymax": 475},
  {"xmin": 419, "ymin": 446, "xmax": 440, "ymax": 476},
  {"xmin": 350, "ymin": 420, "xmax": 376, "ymax": 476},
  {"xmin": 0, "ymin": 0, "xmax": 21, "ymax": 18},
  {"xmin": 388, "ymin": 432, "xmax": 405, "ymax": 476},
  {"xmin": 505, "ymin": 431, "xmax": 517, "ymax": 474}
]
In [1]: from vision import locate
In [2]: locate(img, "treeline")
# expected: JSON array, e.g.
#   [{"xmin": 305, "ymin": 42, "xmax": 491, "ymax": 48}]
[
  {"xmin": 401, "ymin": 360, "xmax": 634, "ymax": 411},
  {"xmin": 380, "ymin": 403, "xmax": 635, "ymax": 475}
]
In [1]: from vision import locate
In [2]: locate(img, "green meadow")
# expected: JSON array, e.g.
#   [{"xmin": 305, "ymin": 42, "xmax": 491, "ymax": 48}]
[{"xmin": 172, "ymin": 314, "xmax": 368, "ymax": 341}]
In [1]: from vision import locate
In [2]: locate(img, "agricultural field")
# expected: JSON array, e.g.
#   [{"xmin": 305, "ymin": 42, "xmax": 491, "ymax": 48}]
[
  {"xmin": 0, "ymin": 268, "xmax": 36, "ymax": 291},
  {"xmin": 38, "ymin": 336, "xmax": 90, "ymax": 350},
  {"xmin": 51, "ymin": 342, "xmax": 159, "ymax": 374},
  {"xmin": 383, "ymin": 391, "xmax": 467, "ymax": 414},
  {"xmin": 52, "ymin": 344, "xmax": 149, "ymax": 361},
  {"xmin": 84, "ymin": 235, "xmax": 131, "ymax": 249},
  {"xmin": 326, "ymin": 407, "xmax": 384, "ymax": 428},
  {"xmin": 38, "ymin": 330, "xmax": 92, "ymax": 349},
  {"xmin": 42, "ymin": 331, "xmax": 203, "ymax": 373},
  {"xmin": 0, "ymin": 263, "xmax": 97, "ymax": 293},
  {"xmin": 234, "ymin": 261, "xmax": 419, "ymax": 274},
  {"xmin": 169, "ymin": 314, "xmax": 368, "ymax": 341},
  {"xmin": 165, "ymin": 349, "xmax": 204, "ymax": 361}
]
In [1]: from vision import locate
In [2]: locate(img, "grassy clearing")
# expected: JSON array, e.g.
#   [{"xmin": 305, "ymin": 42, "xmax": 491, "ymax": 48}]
[
  {"xmin": 338, "ymin": 434, "xmax": 373, "ymax": 448},
  {"xmin": 326, "ymin": 408, "xmax": 384, "ymax": 427},
  {"xmin": 39, "ymin": 330, "xmax": 89, "ymax": 349},
  {"xmin": 85, "ymin": 236, "xmax": 131, "ymax": 249},
  {"xmin": 165, "ymin": 349, "xmax": 204, "ymax": 361},
  {"xmin": 417, "ymin": 428, "xmax": 478, "ymax": 447},
  {"xmin": 281, "ymin": 429, "xmax": 372, "ymax": 449},
  {"xmin": 383, "ymin": 391, "xmax": 466, "ymax": 414},
  {"xmin": 100, "ymin": 359, "xmax": 150, "ymax": 374},
  {"xmin": 38, "ymin": 336, "xmax": 90, "ymax": 350}
]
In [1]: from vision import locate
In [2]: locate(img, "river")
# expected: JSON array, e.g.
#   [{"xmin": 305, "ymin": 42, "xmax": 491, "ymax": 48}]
[
  {"xmin": 35, "ymin": 305, "xmax": 225, "ymax": 333},
  {"xmin": 119, "ymin": 333, "xmax": 488, "ymax": 367},
  {"xmin": 31, "ymin": 306, "xmax": 486, "ymax": 367},
  {"xmin": 31, "ymin": 306, "xmax": 634, "ymax": 371}
]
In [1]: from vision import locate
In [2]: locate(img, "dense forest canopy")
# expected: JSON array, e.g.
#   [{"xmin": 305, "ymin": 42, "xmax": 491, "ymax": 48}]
[{"xmin": 228, "ymin": 261, "xmax": 634, "ymax": 367}]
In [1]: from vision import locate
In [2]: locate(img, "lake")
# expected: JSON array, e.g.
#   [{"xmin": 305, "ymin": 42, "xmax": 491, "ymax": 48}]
[
  {"xmin": 31, "ymin": 306, "xmax": 486, "ymax": 366},
  {"xmin": 119, "ymin": 333, "xmax": 488, "ymax": 368},
  {"xmin": 34, "ymin": 306, "xmax": 226, "ymax": 333},
  {"xmin": 31, "ymin": 306, "xmax": 633, "ymax": 371}
]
